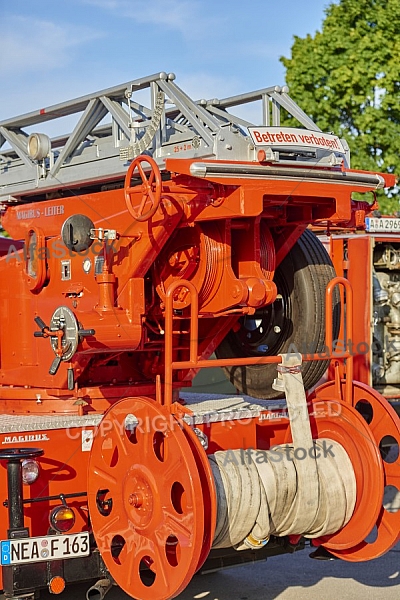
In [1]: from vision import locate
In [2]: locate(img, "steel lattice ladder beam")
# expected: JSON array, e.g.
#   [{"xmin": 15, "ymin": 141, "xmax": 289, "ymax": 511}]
[{"xmin": 0, "ymin": 71, "xmax": 327, "ymax": 203}]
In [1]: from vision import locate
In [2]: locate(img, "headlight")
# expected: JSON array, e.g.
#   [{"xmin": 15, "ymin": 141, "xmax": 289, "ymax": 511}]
[
  {"xmin": 49, "ymin": 506, "xmax": 76, "ymax": 532},
  {"xmin": 27, "ymin": 133, "xmax": 51, "ymax": 160},
  {"xmin": 22, "ymin": 459, "xmax": 40, "ymax": 484}
]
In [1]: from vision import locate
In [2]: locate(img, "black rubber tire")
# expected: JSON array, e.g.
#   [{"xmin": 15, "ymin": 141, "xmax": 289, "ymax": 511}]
[{"xmin": 215, "ymin": 229, "xmax": 340, "ymax": 399}]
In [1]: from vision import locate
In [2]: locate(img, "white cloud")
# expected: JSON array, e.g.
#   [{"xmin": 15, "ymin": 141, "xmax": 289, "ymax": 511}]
[
  {"xmin": 0, "ymin": 16, "xmax": 103, "ymax": 75},
  {"xmin": 83, "ymin": 0, "xmax": 223, "ymax": 38}
]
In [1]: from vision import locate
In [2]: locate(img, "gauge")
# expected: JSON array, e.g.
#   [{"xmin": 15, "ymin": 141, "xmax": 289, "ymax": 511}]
[{"xmin": 49, "ymin": 306, "xmax": 79, "ymax": 361}]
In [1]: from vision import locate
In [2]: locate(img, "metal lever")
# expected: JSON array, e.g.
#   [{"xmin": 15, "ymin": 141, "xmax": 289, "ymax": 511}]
[
  {"xmin": 79, "ymin": 329, "xmax": 95, "ymax": 337},
  {"xmin": 34, "ymin": 316, "xmax": 49, "ymax": 337},
  {"xmin": 34, "ymin": 311, "xmax": 96, "ymax": 376},
  {"xmin": 34, "ymin": 316, "xmax": 47, "ymax": 330},
  {"xmin": 49, "ymin": 356, "xmax": 62, "ymax": 376},
  {"xmin": 34, "ymin": 315, "xmax": 65, "ymax": 374},
  {"xmin": 34, "ymin": 330, "xmax": 46, "ymax": 338}
]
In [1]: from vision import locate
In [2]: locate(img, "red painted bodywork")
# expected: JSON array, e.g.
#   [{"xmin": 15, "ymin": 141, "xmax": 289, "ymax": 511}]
[{"xmin": 0, "ymin": 155, "xmax": 395, "ymax": 591}]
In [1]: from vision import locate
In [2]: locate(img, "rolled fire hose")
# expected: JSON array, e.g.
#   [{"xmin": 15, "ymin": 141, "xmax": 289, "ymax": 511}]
[{"xmin": 210, "ymin": 353, "xmax": 357, "ymax": 550}]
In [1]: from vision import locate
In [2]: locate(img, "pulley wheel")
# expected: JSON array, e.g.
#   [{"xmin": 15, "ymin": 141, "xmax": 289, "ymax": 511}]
[
  {"xmin": 312, "ymin": 381, "xmax": 400, "ymax": 561},
  {"xmin": 181, "ymin": 422, "xmax": 216, "ymax": 570},
  {"xmin": 88, "ymin": 397, "xmax": 205, "ymax": 600}
]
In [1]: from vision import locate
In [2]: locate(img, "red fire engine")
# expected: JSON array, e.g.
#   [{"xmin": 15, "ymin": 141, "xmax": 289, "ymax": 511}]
[{"xmin": 0, "ymin": 72, "xmax": 398, "ymax": 600}]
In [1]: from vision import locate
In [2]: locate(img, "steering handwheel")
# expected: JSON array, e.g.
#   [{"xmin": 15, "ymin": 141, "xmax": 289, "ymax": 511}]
[{"xmin": 124, "ymin": 155, "xmax": 162, "ymax": 222}]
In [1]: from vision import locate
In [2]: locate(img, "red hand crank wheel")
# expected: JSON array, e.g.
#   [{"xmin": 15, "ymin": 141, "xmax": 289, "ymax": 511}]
[
  {"xmin": 124, "ymin": 155, "xmax": 162, "ymax": 222},
  {"xmin": 88, "ymin": 397, "xmax": 206, "ymax": 600}
]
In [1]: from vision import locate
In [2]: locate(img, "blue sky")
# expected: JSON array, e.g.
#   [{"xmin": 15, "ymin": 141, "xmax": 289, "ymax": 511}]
[{"xmin": 0, "ymin": 0, "xmax": 332, "ymax": 124}]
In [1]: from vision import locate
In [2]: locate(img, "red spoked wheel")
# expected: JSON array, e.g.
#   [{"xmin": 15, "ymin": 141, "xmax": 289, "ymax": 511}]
[
  {"xmin": 124, "ymin": 155, "xmax": 162, "ymax": 222},
  {"xmin": 88, "ymin": 397, "xmax": 206, "ymax": 600},
  {"xmin": 311, "ymin": 381, "xmax": 400, "ymax": 561}
]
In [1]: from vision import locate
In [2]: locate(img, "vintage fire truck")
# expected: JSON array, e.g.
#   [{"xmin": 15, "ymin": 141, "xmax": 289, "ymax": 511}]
[{"xmin": 0, "ymin": 72, "xmax": 399, "ymax": 600}]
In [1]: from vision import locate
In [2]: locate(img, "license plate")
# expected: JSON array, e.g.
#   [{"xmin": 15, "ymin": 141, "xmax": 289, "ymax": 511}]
[
  {"xmin": 1, "ymin": 532, "xmax": 90, "ymax": 565},
  {"xmin": 365, "ymin": 217, "xmax": 400, "ymax": 233}
]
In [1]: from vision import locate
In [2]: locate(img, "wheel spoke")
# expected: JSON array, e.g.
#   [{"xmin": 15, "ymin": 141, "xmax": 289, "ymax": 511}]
[
  {"xmin": 383, "ymin": 461, "xmax": 400, "ymax": 483},
  {"xmin": 380, "ymin": 513, "xmax": 398, "ymax": 538},
  {"xmin": 138, "ymin": 193, "xmax": 149, "ymax": 215},
  {"xmin": 96, "ymin": 514, "xmax": 122, "ymax": 542},
  {"xmin": 112, "ymin": 417, "xmax": 129, "ymax": 458},
  {"xmin": 370, "ymin": 413, "xmax": 396, "ymax": 441},
  {"xmin": 164, "ymin": 510, "xmax": 192, "ymax": 541},
  {"xmin": 148, "ymin": 189, "xmax": 156, "ymax": 206},
  {"xmin": 138, "ymin": 429, "xmax": 157, "ymax": 469},
  {"xmin": 163, "ymin": 454, "xmax": 184, "ymax": 482},
  {"xmin": 92, "ymin": 465, "xmax": 118, "ymax": 488},
  {"xmin": 124, "ymin": 545, "xmax": 139, "ymax": 590},
  {"xmin": 152, "ymin": 540, "xmax": 169, "ymax": 590},
  {"xmin": 137, "ymin": 162, "xmax": 147, "ymax": 183}
]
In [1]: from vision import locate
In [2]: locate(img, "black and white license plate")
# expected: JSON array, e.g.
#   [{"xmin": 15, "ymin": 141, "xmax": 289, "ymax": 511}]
[
  {"xmin": 365, "ymin": 217, "xmax": 400, "ymax": 233},
  {"xmin": 1, "ymin": 532, "xmax": 90, "ymax": 565}
]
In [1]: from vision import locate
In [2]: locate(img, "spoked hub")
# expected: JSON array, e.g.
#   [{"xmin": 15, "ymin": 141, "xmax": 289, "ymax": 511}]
[
  {"xmin": 310, "ymin": 381, "xmax": 400, "ymax": 561},
  {"xmin": 88, "ymin": 397, "xmax": 213, "ymax": 600},
  {"xmin": 235, "ymin": 298, "xmax": 287, "ymax": 355}
]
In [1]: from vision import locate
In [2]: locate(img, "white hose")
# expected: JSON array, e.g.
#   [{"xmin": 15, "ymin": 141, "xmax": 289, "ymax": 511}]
[{"xmin": 210, "ymin": 353, "xmax": 357, "ymax": 549}]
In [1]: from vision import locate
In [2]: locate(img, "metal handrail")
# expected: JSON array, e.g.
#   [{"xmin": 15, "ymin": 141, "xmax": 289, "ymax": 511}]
[{"xmin": 163, "ymin": 276, "xmax": 355, "ymax": 407}]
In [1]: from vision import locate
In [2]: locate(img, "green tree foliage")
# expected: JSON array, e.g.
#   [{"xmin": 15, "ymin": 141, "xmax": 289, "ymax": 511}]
[{"xmin": 280, "ymin": 0, "xmax": 400, "ymax": 213}]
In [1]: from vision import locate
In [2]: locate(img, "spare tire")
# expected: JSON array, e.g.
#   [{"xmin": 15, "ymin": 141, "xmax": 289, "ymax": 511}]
[{"xmin": 215, "ymin": 229, "xmax": 340, "ymax": 399}]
